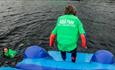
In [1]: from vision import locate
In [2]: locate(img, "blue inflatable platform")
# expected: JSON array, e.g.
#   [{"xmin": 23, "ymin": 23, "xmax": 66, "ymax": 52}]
[
  {"xmin": 1, "ymin": 45, "xmax": 115, "ymax": 70},
  {"xmin": 0, "ymin": 67, "xmax": 19, "ymax": 70},
  {"xmin": 16, "ymin": 51, "xmax": 115, "ymax": 70}
]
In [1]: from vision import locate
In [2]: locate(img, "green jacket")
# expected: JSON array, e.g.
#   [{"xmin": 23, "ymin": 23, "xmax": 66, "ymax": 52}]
[
  {"xmin": 52, "ymin": 14, "xmax": 85, "ymax": 51},
  {"xmin": 4, "ymin": 49, "xmax": 17, "ymax": 58}
]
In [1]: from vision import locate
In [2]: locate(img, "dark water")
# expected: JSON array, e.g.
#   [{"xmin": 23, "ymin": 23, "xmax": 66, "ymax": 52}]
[{"xmin": 0, "ymin": 0, "xmax": 115, "ymax": 66}]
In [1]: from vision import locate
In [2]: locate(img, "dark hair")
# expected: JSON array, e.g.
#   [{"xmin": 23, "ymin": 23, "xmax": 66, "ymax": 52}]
[{"xmin": 64, "ymin": 5, "xmax": 76, "ymax": 15}]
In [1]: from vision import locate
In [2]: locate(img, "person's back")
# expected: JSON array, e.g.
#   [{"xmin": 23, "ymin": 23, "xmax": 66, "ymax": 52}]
[{"xmin": 55, "ymin": 14, "xmax": 84, "ymax": 51}]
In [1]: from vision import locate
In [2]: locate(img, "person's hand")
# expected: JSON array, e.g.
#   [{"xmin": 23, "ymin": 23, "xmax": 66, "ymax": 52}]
[
  {"xmin": 50, "ymin": 43, "xmax": 57, "ymax": 50},
  {"xmin": 84, "ymin": 46, "xmax": 88, "ymax": 49},
  {"xmin": 82, "ymin": 45, "xmax": 87, "ymax": 49}
]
